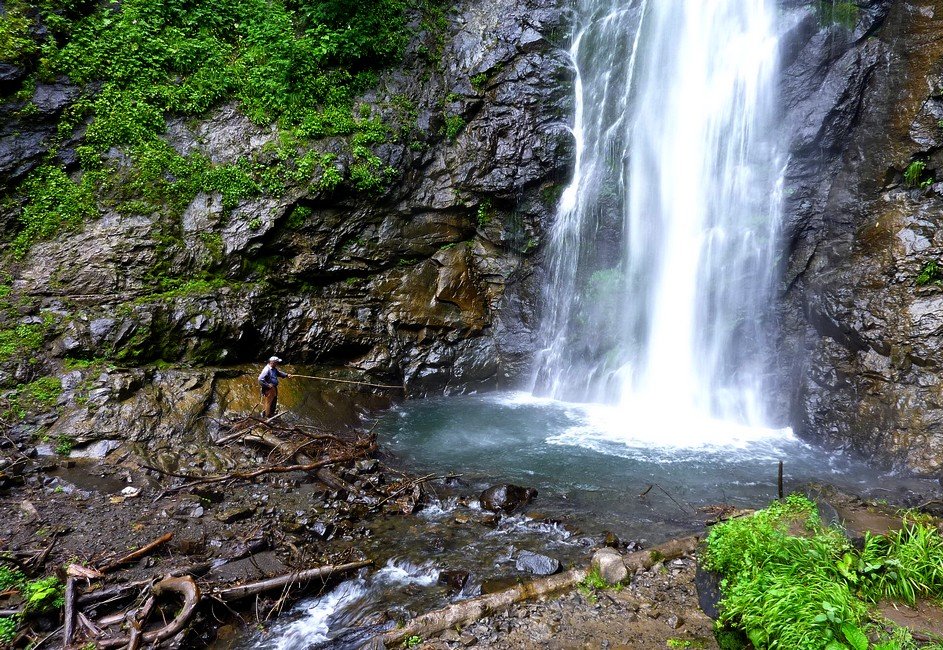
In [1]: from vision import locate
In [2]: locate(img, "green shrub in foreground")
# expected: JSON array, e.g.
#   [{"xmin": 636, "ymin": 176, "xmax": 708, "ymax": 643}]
[{"xmin": 704, "ymin": 495, "xmax": 943, "ymax": 650}]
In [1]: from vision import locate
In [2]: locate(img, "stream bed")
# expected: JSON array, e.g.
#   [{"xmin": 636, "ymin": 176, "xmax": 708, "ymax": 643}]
[{"xmin": 242, "ymin": 391, "xmax": 941, "ymax": 649}]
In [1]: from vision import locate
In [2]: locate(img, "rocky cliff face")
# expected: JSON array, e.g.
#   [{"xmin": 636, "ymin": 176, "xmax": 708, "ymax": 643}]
[
  {"xmin": 778, "ymin": 0, "xmax": 943, "ymax": 474},
  {"xmin": 7, "ymin": 0, "xmax": 943, "ymax": 477},
  {"xmin": 0, "ymin": 0, "xmax": 572, "ymax": 398}
]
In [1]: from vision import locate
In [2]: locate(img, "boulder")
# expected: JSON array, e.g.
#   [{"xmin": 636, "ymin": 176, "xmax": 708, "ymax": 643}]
[
  {"xmin": 438, "ymin": 569, "xmax": 470, "ymax": 590},
  {"xmin": 479, "ymin": 484, "xmax": 537, "ymax": 513},
  {"xmin": 591, "ymin": 547, "xmax": 628, "ymax": 585}
]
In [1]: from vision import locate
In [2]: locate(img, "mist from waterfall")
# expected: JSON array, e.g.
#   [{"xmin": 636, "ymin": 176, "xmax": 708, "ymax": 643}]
[{"xmin": 532, "ymin": 0, "xmax": 785, "ymax": 440}]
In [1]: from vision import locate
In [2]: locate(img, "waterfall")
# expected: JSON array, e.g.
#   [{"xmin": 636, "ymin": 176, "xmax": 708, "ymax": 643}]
[{"xmin": 533, "ymin": 0, "xmax": 784, "ymax": 436}]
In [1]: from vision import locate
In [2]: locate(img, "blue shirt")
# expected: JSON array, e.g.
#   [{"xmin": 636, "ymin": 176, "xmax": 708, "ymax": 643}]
[{"xmin": 258, "ymin": 364, "xmax": 288, "ymax": 387}]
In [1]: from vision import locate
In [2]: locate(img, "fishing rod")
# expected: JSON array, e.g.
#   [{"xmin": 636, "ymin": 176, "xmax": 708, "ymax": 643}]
[{"xmin": 285, "ymin": 374, "xmax": 404, "ymax": 391}]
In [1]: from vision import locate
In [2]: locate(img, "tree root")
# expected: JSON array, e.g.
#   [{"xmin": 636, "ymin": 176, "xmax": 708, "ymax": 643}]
[{"xmin": 95, "ymin": 576, "xmax": 200, "ymax": 649}]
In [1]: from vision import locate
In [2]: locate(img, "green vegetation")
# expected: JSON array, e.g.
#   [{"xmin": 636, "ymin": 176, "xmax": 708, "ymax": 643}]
[
  {"xmin": 0, "ymin": 569, "xmax": 64, "ymax": 641},
  {"xmin": 1, "ymin": 376, "xmax": 62, "ymax": 422},
  {"xmin": 470, "ymin": 72, "xmax": 488, "ymax": 92},
  {"xmin": 704, "ymin": 494, "xmax": 943, "ymax": 650},
  {"xmin": 13, "ymin": 166, "xmax": 97, "ymax": 258},
  {"xmin": 54, "ymin": 434, "xmax": 74, "ymax": 456},
  {"xmin": 667, "ymin": 639, "xmax": 708, "ymax": 649},
  {"xmin": 4, "ymin": 0, "xmax": 445, "ymax": 256},
  {"xmin": 0, "ymin": 1, "xmax": 35, "ymax": 62},
  {"xmin": 404, "ymin": 636, "xmax": 423, "ymax": 648},
  {"xmin": 815, "ymin": 1, "xmax": 859, "ymax": 28},
  {"xmin": 286, "ymin": 205, "xmax": 313, "ymax": 229},
  {"xmin": 22, "ymin": 575, "xmax": 64, "ymax": 613},
  {"xmin": 442, "ymin": 113, "xmax": 466, "ymax": 140},
  {"xmin": 578, "ymin": 567, "xmax": 621, "ymax": 603},
  {"xmin": 0, "ymin": 615, "xmax": 16, "ymax": 644},
  {"xmin": 0, "ymin": 566, "xmax": 25, "ymax": 591},
  {"xmin": 0, "ymin": 323, "xmax": 45, "ymax": 362},
  {"xmin": 904, "ymin": 161, "xmax": 933, "ymax": 189},
  {"xmin": 916, "ymin": 260, "xmax": 943, "ymax": 287},
  {"xmin": 540, "ymin": 182, "xmax": 565, "ymax": 206}
]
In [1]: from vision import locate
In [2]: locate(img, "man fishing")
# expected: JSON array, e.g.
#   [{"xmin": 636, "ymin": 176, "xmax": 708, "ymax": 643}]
[{"xmin": 258, "ymin": 356, "xmax": 292, "ymax": 419}]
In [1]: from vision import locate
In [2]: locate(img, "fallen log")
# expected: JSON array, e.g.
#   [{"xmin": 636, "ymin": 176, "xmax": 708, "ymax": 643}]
[
  {"xmin": 383, "ymin": 567, "xmax": 588, "ymax": 646},
  {"xmin": 624, "ymin": 535, "xmax": 699, "ymax": 573},
  {"xmin": 99, "ymin": 533, "xmax": 173, "ymax": 573},
  {"xmin": 96, "ymin": 576, "xmax": 199, "ymax": 649},
  {"xmin": 213, "ymin": 560, "xmax": 371, "ymax": 602},
  {"xmin": 382, "ymin": 535, "xmax": 701, "ymax": 647}
]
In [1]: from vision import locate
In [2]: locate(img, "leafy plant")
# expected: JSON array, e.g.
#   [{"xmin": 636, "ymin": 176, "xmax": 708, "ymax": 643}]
[
  {"xmin": 667, "ymin": 640, "xmax": 707, "ymax": 649},
  {"xmin": 0, "ymin": 323, "xmax": 45, "ymax": 362},
  {"xmin": 404, "ymin": 635, "xmax": 422, "ymax": 648},
  {"xmin": 904, "ymin": 161, "xmax": 928, "ymax": 188},
  {"xmin": 0, "ymin": 616, "xmax": 16, "ymax": 644},
  {"xmin": 857, "ymin": 522, "xmax": 943, "ymax": 604},
  {"xmin": 55, "ymin": 434, "xmax": 74, "ymax": 456},
  {"xmin": 442, "ymin": 113, "xmax": 465, "ymax": 140},
  {"xmin": 476, "ymin": 200, "xmax": 493, "ymax": 228},
  {"xmin": 577, "ymin": 567, "xmax": 618, "ymax": 603},
  {"xmin": 23, "ymin": 576, "xmax": 64, "ymax": 613},
  {"xmin": 0, "ymin": 566, "xmax": 25, "ymax": 591},
  {"xmin": 11, "ymin": 165, "xmax": 97, "ymax": 258},
  {"xmin": 0, "ymin": 0, "xmax": 37, "ymax": 62},
  {"xmin": 3, "ymin": 0, "xmax": 436, "ymax": 258},
  {"xmin": 706, "ymin": 495, "xmax": 943, "ymax": 650},
  {"xmin": 916, "ymin": 260, "xmax": 943, "ymax": 287}
]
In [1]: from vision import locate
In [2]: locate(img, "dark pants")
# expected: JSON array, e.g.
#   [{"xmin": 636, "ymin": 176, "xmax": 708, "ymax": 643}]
[{"xmin": 261, "ymin": 385, "xmax": 278, "ymax": 418}]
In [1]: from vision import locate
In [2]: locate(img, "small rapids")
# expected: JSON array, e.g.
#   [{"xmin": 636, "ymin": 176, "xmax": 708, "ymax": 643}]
[
  {"xmin": 247, "ymin": 559, "xmax": 439, "ymax": 650},
  {"xmin": 240, "ymin": 495, "xmax": 589, "ymax": 650}
]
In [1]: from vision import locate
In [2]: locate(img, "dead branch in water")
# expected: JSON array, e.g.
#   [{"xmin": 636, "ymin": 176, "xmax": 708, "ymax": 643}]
[{"xmin": 212, "ymin": 560, "xmax": 371, "ymax": 602}]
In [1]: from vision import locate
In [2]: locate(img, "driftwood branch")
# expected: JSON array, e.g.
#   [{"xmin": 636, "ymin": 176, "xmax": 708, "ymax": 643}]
[
  {"xmin": 62, "ymin": 577, "xmax": 77, "ymax": 647},
  {"xmin": 99, "ymin": 533, "xmax": 173, "ymax": 573},
  {"xmin": 384, "ymin": 568, "xmax": 588, "ymax": 646},
  {"xmin": 369, "ymin": 473, "xmax": 443, "ymax": 512},
  {"xmin": 213, "ymin": 560, "xmax": 370, "ymax": 602}
]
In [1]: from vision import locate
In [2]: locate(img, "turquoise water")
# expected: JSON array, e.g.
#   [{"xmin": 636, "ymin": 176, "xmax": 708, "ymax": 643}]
[{"xmin": 376, "ymin": 391, "xmax": 935, "ymax": 541}]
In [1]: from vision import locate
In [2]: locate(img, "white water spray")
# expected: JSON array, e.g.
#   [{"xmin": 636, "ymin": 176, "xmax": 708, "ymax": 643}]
[
  {"xmin": 535, "ymin": 0, "xmax": 782, "ymax": 442},
  {"xmin": 533, "ymin": 0, "xmax": 785, "ymax": 442}
]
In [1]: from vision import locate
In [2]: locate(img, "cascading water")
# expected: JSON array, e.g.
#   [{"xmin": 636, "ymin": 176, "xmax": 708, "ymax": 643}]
[
  {"xmin": 532, "ymin": 0, "xmax": 785, "ymax": 440},
  {"xmin": 238, "ymin": 5, "xmax": 943, "ymax": 647}
]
